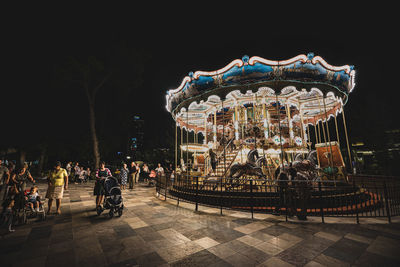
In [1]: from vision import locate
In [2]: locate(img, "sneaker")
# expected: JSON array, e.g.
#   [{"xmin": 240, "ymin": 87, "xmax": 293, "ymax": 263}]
[{"xmin": 36, "ymin": 208, "xmax": 40, "ymax": 212}]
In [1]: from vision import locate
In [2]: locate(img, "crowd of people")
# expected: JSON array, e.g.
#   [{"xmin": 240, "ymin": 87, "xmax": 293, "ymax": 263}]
[{"xmin": 0, "ymin": 158, "xmax": 173, "ymax": 232}]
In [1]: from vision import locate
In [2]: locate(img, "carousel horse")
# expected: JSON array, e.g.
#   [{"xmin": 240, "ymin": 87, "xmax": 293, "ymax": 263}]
[
  {"xmin": 274, "ymin": 150, "xmax": 318, "ymax": 183},
  {"xmin": 226, "ymin": 149, "xmax": 267, "ymax": 189}
]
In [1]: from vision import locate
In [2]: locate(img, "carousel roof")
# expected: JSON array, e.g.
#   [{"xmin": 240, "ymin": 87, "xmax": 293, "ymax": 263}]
[{"xmin": 165, "ymin": 53, "xmax": 356, "ymax": 117}]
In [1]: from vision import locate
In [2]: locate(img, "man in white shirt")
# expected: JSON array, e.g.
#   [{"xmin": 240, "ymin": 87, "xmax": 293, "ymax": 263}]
[
  {"xmin": 155, "ymin": 163, "xmax": 164, "ymax": 176},
  {"xmin": 74, "ymin": 162, "xmax": 80, "ymax": 183}
]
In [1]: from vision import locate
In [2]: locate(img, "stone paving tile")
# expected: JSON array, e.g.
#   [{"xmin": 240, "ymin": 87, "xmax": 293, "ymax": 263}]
[
  {"xmin": 313, "ymin": 253, "xmax": 350, "ymax": 267},
  {"xmin": 323, "ymin": 237, "xmax": 369, "ymax": 264},
  {"xmin": 366, "ymin": 235, "xmax": 400, "ymax": 261},
  {"xmin": 207, "ymin": 243, "xmax": 237, "ymax": 259},
  {"xmin": 258, "ymin": 256, "xmax": 295, "ymax": 267},
  {"xmin": 2, "ymin": 181, "xmax": 400, "ymax": 267},
  {"xmin": 314, "ymin": 231, "xmax": 343, "ymax": 242},
  {"xmin": 194, "ymin": 236, "xmax": 220, "ymax": 249},
  {"xmin": 353, "ymin": 251, "xmax": 400, "ymax": 267},
  {"xmin": 171, "ymin": 249, "xmax": 231, "ymax": 267},
  {"xmin": 236, "ymin": 234, "xmax": 264, "ymax": 247}
]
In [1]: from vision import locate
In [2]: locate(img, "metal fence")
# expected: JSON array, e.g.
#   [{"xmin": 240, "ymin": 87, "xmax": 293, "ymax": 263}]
[{"xmin": 155, "ymin": 173, "xmax": 400, "ymax": 223}]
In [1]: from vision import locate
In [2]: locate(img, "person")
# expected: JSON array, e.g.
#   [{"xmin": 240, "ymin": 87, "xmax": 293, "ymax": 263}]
[
  {"xmin": 155, "ymin": 163, "xmax": 164, "ymax": 176},
  {"xmin": 94, "ymin": 161, "xmax": 111, "ymax": 208},
  {"xmin": 12, "ymin": 163, "xmax": 35, "ymax": 192},
  {"xmin": 273, "ymin": 169, "xmax": 290, "ymax": 216},
  {"xmin": 1, "ymin": 198, "xmax": 15, "ymax": 232},
  {"xmin": 74, "ymin": 162, "xmax": 80, "ymax": 184},
  {"xmin": 46, "ymin": 161, "xmax": 68, "ymax": 215},
  {"xmin": 26, "ymin": 186, "xmax": 40, "ymax": 212},
  {"xmin": 142, "ymin": 163, "xmax": 150, "ymax": 183},
  {"xmin": 0, "ymin": 159, "xmax": 10, "ymax": 201},
  {"xmin": 8, "ymin": 161, "xmax": 15, "ymax": 174},
  {"xmin": 119, "ymin": 163, "xmax": 128, "ymax": 190},
  {"xmin": 86, "ymin": 167, "xmax": 91, "ymax": 180},
  {"xmin": 128, "ymin": 162, "xmax": 137, "ymax": 189},
  {"xmin": 134, "ymin": 163, "xmax": 140, "ymax": 184},
  {"xmin": 209, "ymin": 149, "xmax": 217, "ymax": 176},
  {"xmin": 66, "ymin": 162, "xmax": 72, "ymax": 176},
  {"xmin": 78, "ymin": 166, "xmax": 87, "ymax": 183}
]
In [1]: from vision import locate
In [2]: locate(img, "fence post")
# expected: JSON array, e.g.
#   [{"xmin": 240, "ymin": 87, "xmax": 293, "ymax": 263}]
[
  {"xmin": 318, "ymin": 181, "xmax": 325, "ymax": 223},
  {"xmin": 220, "ymin": 178, "xmax": 223, "ymax": 215},
  {"xmin": 176, "ymin": 174, "xmax": 180, "ymax": 206},
  {"xmin": 383, "ymin": 180, "xmax": 392, "ymax": 223},
  {"xmin": 195, "ymin": 176, "xmax": 199, "ymax": 211},
  {"xmin": 353, "ymin": 180, "xmax": 359, "ymax": 224},
  {"xmin": 164, "ymin": 174, "xmax": 167, "ymax": 201},
  {"xmin": 250, "ymin": 179, "xmax": 254, "ymax": 219},
  {"xmin": 284, "ymin": 183, "xmax": 288, "ymax": 222},
  {"xmin": 156, "ymin": 173, "xmax": 160, "ymax": 197}
]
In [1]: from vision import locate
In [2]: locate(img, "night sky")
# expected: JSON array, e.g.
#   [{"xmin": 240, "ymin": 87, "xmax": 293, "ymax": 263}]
[{"xmin": 2, "ymin": 7, "xmax": 399, "ymax": 160}]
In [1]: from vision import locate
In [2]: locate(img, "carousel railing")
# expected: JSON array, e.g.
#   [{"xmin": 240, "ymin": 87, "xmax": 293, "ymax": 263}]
[{"xmin": 155, "ymin": 173, "xmax": 400, "ymax": 223}]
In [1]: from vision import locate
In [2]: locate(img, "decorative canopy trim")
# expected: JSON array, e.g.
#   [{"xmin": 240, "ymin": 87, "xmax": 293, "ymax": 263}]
[{"xmin": 165, "ymin": 53, "xmax": 356, "ymax": 114}]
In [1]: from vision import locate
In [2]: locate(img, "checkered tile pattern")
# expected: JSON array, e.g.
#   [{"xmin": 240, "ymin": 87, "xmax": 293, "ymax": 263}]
[{"xmin": 1, "ymin": 181, "xmax": 400, "ymax": 266}]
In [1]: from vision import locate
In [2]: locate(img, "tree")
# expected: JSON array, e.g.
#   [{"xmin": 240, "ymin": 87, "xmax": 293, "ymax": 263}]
[{"xmin": 55, "ymin": 43, "xmax": 148, "ymax": 169}]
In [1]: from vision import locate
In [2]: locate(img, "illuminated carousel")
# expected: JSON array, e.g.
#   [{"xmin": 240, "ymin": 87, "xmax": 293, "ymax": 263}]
[{"xmin": 162, "ymin": 53, "xmax": 381, "ymax": 216}]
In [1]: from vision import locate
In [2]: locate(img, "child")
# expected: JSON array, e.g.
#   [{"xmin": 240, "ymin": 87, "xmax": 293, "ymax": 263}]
[
  {"xmin": 1, "ymin": 198, "xmax": 15, "ymax": 232},
  {"xmin": 26, "ymin": 186, "xmax": 40, "ymax": 212}
]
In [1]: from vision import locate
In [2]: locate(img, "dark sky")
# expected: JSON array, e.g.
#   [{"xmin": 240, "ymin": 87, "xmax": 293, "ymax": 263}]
[{"xmin": 2, "ymin": 7, "xmax": 399, "ymax": 154}]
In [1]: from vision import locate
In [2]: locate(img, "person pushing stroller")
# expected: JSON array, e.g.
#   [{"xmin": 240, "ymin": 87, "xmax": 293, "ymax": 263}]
[{"xmin": 94, "ymin": 162, "xmax": 112, "ymax": 210}]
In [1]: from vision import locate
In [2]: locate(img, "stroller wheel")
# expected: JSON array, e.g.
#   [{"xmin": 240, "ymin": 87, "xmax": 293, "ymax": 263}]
[
  {"xmin": 96, "ymin": 205, "xmax": 103, "ymax": 215},
  {"xmin": 117, "ymin": 208, "xmax": 123, "ymax": 217},
  {"xmin": 109, "ymin": 208, "xmax": 114, "ymax": 218},
  {"xmin": 22, "ymin": 211, "xmax": 27, "ymax": 224}
]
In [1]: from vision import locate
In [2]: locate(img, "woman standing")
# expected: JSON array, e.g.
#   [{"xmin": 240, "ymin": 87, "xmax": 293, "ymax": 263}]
[
  {"xmin": 119, "ymin": 163, "xmax": 128, "ymax": 190},
  {"xmin": 13, "ymin": 163, "xmax": 35, "ymax": 192},
  {"xmin": 46, "ymin": 161, "xmax": 68, "ymax": 215},
  {"xmin": 94, "ymin": 161, "xmax": 111, "ymax": 209},
  {"xmin": 142, "ymin": 163, "xmax": 150, "ymax": 183}
]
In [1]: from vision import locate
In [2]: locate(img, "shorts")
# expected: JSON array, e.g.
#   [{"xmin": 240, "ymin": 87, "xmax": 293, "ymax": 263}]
[
  {"xmin": 93, "ymin": 180, "xmax": 105, "ymax": 196},
  {"xmin": 46, "ymin": 185, "xmax": 64, "ymax": 199},
  {"xmin": 28, "ymin": 199, "xmax": 37, "ymax": 205}
]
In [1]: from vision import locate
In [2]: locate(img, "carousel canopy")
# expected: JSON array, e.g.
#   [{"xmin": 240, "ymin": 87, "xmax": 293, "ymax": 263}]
[{"xmin": 166, "ymin": 53, "xmax": 355, "ymax": 132}]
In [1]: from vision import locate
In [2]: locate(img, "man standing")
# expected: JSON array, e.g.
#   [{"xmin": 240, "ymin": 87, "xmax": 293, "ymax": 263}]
[
  {"xmin": 74, "ymin": 162, "xmax": 80, "ymax": 184},
  {"xmin": 128, "ymin": 162, "xmax": 137, "ymax": 189},
  {"xmin": 0, "ymin": 159, "xmax": 10, "ymax": 201}
]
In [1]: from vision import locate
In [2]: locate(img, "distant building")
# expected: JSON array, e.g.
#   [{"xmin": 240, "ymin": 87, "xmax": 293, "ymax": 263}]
[
  {"xmin": 128, "ymin": 116, "xmax": 144, "ymax": 160},
  {"xmin": 351, "ymin": 129, "xmax": 400, "ymax": 175}
]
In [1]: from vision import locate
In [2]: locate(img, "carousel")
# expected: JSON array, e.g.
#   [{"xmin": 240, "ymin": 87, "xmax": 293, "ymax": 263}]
[
  {"xmin": 166, "ymin": 53, "xmax": 354, "ymax": 181},
  {"xmin": 163, "ymin": 53, "xmax": 373, "ymax": 216}
]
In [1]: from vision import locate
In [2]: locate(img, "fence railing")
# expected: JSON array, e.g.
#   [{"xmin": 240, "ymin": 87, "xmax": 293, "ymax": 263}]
[{"xmin": 155, "ymin": 173, "xmax": 400, "ymax": 223}]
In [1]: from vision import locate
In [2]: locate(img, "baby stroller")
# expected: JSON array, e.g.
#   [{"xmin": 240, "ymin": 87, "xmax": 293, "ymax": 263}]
[
  {"xmin": 13, "ymin": 186, "xmax": 46, "ymax": 225},
  {"xmin": 96, "ymin": 176, "xmax": 124, "ymax": 218},
  {"xmin": 148, "ymin": 170, "xmax": 157, "ymax": 186}
]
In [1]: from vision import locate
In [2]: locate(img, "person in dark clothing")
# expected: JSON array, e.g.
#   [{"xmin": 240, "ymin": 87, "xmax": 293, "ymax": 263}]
[
  {"xmin": 94, "ymin": 162, "xmax": 111, "ymax": 208},
  {"xmin": 128, "ymin": 162, "xmax": 137, "ymax": 189},
  {"xmin": 288, "ymin": 163, "xmax": 297, "ymax": 181},
  {"xmin": 209, "ymin": 149, "xmax": 217, "ymax": 176},
  {"xmin": 274, "ymin": 170, "xmax": 290, "ymax": 215}
]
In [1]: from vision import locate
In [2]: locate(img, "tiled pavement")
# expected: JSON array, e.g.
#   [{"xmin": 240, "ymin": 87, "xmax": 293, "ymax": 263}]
[{"xmin": 1, "ymin": 181, "xmax": 400, "ymax": 267}]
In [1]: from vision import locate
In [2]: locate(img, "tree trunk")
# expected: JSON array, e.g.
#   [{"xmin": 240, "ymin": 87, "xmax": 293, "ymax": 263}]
[
  {"xmin": 89, "ymin": 102, "xmax": 101, "ymax": 170},
  {"xmin": 19, "ymin": 150, "xmax": 26, "ymax": 168},
  {"xmin": 38, "ymin": 146, "xmax": 47, "ymax": 176}
]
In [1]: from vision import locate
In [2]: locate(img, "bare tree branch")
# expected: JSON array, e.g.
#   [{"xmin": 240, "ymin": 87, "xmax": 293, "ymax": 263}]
[{"xmin": 92, "ymin": 71, "xmax": 112, "ymax": 99}]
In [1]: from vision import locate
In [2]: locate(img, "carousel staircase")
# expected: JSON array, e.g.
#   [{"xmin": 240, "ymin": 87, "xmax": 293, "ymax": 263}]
[{"xmin": 215, "ymin": 149, "xmax": 239, "ymax": 176}]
